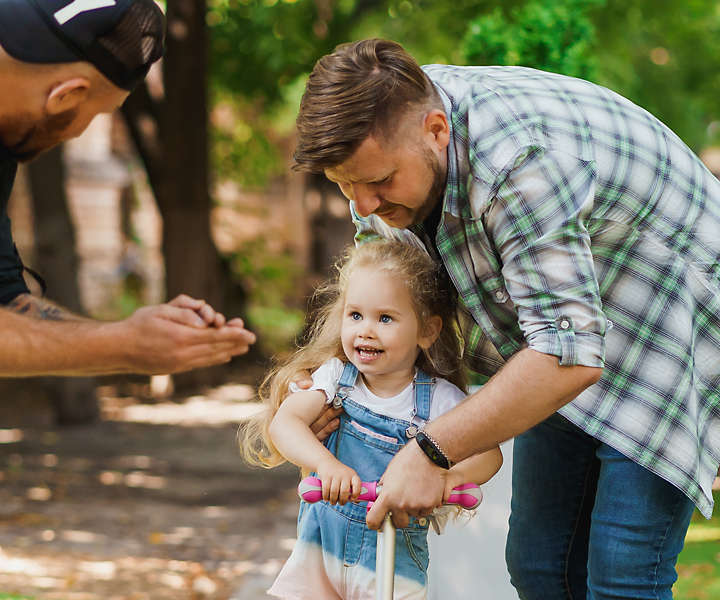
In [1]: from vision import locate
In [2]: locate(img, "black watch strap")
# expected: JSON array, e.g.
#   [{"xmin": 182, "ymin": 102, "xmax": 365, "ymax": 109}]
[{"xmin": 415, "ymin": 430, "xmax": 452, "ymax": 469}]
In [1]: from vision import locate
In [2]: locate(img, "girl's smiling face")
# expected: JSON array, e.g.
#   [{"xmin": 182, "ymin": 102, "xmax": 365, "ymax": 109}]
[{"xmin": 340, "ymin": 266, "xmax": 440, "ymax": 395}]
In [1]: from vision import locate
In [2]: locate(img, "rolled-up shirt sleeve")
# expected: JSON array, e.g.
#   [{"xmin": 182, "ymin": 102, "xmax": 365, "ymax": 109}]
[{"xmin": 484, "ymin": 146, "xmax": 606, "ymax": 367}]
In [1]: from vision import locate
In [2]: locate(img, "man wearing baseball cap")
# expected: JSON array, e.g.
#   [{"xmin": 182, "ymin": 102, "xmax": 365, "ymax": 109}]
[{"xmin": 0, "ymin": 0, "xmax": 257, "ymax": 377}]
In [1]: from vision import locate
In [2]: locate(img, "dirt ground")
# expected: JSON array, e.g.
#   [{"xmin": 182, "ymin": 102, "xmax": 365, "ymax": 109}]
[{"xmin": 0, "ymin": 381, "xmax": 301, "ymax": 600}]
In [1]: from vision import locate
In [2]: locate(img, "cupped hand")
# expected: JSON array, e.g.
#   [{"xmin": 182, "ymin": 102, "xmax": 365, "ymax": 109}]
[
  {"xmin": 117, "ymin": 299, "xmax": 256, "ymax": 374},
  {"xmin": 168, "ymin": 294, "xmax": 226, "ymax": 327}
]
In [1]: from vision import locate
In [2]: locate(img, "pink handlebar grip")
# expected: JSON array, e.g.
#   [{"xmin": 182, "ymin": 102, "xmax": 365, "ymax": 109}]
[
  {"xmin": 298, "ymin": 477, "xmax": 482, "ymax": 510},
  {"xmin": 297, "ymin": 476, "xmax": 323, "ymax": 503},
  {"xmin": 445, "ymin": 482, "xmax": 483, "ymax": 510},
  {"xmin": 357, "ymin": 480, "xmax": 379, "ymax": 502}
]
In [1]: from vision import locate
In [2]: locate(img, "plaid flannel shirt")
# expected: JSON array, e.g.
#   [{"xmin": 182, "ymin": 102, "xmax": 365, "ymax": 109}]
[{"xmin": 353, "ymin": 65, "xmax": 720, "ymax": 518}]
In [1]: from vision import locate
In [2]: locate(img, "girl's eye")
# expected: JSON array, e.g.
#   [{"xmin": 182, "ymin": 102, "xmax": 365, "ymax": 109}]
[
  {"xmin": 380, "ymin": 314, "xmax": 392, "ymax": 324},
  {"xmin": 350, "ymin": 312, "xmax": 362, "ymax": 321}
]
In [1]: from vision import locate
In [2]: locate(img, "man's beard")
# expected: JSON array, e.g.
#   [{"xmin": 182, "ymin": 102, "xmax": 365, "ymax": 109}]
[
  {"xmin": 0, "ymin": 109, "xmax": 78, "ymax": 163},
  {"xmin": 413, "ymin": 146, "xmax": 447, "ymax": 225}
]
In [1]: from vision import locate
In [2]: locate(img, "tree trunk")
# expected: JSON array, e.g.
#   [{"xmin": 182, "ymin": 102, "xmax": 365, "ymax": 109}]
[
  {"xmin": 160, "ymin": 0, "xmax": 221, "ymax": 306},
  {"xmin": 122, "ymin": 0, "xmax": 258, "ymax": 390},
  {"xmin": 26, "ymin": 146, "xmax": 99, "ymax": 424}
]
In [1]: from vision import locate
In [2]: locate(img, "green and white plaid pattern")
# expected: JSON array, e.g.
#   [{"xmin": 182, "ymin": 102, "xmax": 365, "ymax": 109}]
[{"xmin": 353, "ymin": 65, "xmax": 720, "ymax": 517}]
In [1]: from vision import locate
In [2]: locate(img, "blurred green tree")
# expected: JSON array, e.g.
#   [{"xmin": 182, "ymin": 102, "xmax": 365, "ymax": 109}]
[
  {"xmin": 207, "ymin": 0, "xmax": 386, "ymax": 187},
  {"xmin": 592, "ymin": 0, "xmax": 720, "ymax": 151},
  {"xmin": 462, "ymin": 0, "xmax": 604, "ymax": 79},
  {"xmin": 458, "ymin": 0, "xmax": 720, "ymax": 151}
]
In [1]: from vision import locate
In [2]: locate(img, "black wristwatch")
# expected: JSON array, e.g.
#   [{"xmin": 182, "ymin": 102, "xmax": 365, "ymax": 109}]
[{"xmin": 414, "ymin": 431, "xmax": 452, "ymax": 469}]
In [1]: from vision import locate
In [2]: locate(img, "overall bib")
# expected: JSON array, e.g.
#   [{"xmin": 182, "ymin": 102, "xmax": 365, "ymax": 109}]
[{"xmin": 269, "ymin": 362, "xmax": 434, "ymax": 599}]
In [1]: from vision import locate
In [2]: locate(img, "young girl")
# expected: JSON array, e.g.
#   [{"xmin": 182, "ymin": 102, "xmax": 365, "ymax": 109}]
[{"xmin": 240, "ymin": 239, "xmax": 502, "ymax": 599}]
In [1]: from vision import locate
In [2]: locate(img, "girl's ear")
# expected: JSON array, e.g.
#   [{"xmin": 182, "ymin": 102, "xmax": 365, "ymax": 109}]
[{"xmin": 418, "ymin": 315, "xmax": 442, "ymax": 349}]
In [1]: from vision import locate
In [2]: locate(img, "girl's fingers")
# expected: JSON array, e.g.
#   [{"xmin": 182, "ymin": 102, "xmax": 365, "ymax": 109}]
[
  {"xmin": 350, "ymin": 475, "xmax": 362, "ymax": 501},
  {"xmin": 322, "ymin": 477, "xmax": 331, "ymax": 502},
  {"xmin": 329, "ymin": 477, "xmax": 341, "ymax": 504},
  {"xmin": 339, "ymin": 478, "xmax": 351, "ymax": 505}
]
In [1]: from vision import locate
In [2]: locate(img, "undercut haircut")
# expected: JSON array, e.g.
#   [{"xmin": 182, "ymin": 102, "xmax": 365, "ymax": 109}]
[{"xmin": 293, "ymin": 38, "xmax": 442, "ymax": 173}]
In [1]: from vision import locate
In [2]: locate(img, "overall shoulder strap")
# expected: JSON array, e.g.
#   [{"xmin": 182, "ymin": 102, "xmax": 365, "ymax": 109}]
[
  {"xmin": 337, "ymin": 362, "xmax": 359, "ymax": 388},
  {"xmin": 408, "ymin": 369, "xmax": 435, "ymax": 433},
  {"xmin": 332, "ymin": 362, "xmax": 359, "ymax": 408}
]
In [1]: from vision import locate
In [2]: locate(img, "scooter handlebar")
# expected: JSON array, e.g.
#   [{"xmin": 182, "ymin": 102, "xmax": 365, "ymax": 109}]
[{"xmin": 298, "ymin": 476, "xmax": 482, "ymax": 510}]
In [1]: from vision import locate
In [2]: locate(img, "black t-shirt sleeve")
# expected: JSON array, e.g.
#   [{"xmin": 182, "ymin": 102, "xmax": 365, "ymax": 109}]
[{"xmin": 0, "ymin": 159, "xmax": 30, "ymax": 304}]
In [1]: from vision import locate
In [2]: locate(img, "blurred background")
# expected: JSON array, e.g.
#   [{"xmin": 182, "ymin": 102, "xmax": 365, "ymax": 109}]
[{"xmin": 0, "ymin": 0, "xmax": 718, "ymax": 598}]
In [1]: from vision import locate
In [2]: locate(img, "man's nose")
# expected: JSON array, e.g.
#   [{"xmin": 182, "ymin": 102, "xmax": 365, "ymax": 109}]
[{"xmin": 352, "ymin": 183, "xmax": 381, "ymax": 217}]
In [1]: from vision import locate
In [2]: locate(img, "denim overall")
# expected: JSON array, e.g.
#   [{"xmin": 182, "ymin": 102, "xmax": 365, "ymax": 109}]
[{"xmin": 296, "ymin": 362, "xmax": 434, "ymax": 594}]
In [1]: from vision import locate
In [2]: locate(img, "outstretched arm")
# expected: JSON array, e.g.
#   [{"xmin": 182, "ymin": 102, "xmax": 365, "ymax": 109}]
[
  {"xmin": 270, "ymin": 390, "xmax": 360, "ymax": 505},
  {"xmin": 1, "ymin": 293, "xmax": 256, "ymax": 376}
]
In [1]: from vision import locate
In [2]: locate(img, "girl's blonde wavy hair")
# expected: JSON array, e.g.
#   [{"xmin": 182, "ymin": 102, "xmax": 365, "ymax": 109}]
[{"xmin": 239, "ymin": 238, "xmax": 466, "ymax": 468}]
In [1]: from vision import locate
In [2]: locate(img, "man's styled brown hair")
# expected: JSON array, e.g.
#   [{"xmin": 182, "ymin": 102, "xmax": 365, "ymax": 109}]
[{"xmin": 293, "ymin": 38, "xmax": 442, "ymax": 173}]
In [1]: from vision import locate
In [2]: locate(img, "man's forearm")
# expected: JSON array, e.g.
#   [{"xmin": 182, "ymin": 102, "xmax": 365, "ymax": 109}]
[
  {"xmin": 6, "ymin": 293, "xmax": 86, "ymax": 321},
  {"xmin": 1, "ymin": 295, "xmax": 257, "ymax": 378},
  {"xmin": 0, "ymin": 306, "xmax": 124, "ymax": 376},
  {"xmin": 425, "ymin": 348, "xmax": 603, "ymax": 464}
]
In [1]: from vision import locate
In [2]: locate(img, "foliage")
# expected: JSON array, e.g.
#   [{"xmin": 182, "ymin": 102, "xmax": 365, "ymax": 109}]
[
  {"xmin": 207, "ymin": 0, "xmax": 376, "ymax": 186},
  {"xmin": 462, "ymin": 0, "xmax": 604, "ymax": 79},
  {"xmin": 206, "ymin": 0, "xmax": 720, "ymax": 184},
  {"xmin": 592, "ymin": 0, "xmax": 720, "ymax": 150},
  {"xmin": 209, "ymin": 0, "xmax": 357, "ymax": 104},
  {"xmin": 351, "ymin": 0, "xmax": 495, "ymax": 66},
  {"xmin": 230, "ymin": 238, "xmax": 306, "ymax": 353},
  {"xmin": 210, "ymin": 96, "xmax": 285, "ymax": 188},
  {"xmin": 674, "ymin": 490, "xmax": 720, "ymax": 599}
]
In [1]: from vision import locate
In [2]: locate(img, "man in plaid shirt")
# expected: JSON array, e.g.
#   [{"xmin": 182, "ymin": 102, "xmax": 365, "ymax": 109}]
[{"xmin": 294, "ymin": 39, "xmax": 720, "ymax": 598}]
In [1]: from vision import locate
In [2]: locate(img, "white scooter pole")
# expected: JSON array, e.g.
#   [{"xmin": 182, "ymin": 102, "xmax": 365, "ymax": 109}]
[{"xmin": 376, "ymin": 513, "xmax": 396, "ymax": 600}]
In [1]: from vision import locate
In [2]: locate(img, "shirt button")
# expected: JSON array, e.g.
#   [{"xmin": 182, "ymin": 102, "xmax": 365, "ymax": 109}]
[
  {"xmin": 495, "ymin": 290, "xmax": 505, "ymax": 301},
  {"xmin": 560, "ymin": 320, "xmax": 570, "ymax": 330}
]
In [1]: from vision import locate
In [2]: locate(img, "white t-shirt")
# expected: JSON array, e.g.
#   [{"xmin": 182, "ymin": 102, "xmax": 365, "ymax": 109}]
[{"xmin": 291, "ymin": 357, "xmax": 467, "ymax": 422}]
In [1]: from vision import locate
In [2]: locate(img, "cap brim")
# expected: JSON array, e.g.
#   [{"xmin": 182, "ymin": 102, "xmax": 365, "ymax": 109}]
[{"xmin": 0, "ymin": 0, "xmax": 81, "ymax": 64}]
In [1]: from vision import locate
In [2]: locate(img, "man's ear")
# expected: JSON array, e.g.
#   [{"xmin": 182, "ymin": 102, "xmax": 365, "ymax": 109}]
[
  {"xmin": 423, "ymin": 109, "xmax": 449, "ymax": 152},
  {"xmin": 45, "ymin": 78, "xmax": 91, "ymax": 115},
  {"xmin": 419, "ymin": 315, "xmax": 443, "ymax": 349}
]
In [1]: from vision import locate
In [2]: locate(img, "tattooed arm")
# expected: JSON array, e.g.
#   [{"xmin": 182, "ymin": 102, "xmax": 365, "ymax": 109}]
[
  {"xmin": 6, "ymin": 293, "xmax": 86, "ymax": 321},
  {"xmin": 0, "ymin": 294, "xmax": 256, "ymax": 377}
]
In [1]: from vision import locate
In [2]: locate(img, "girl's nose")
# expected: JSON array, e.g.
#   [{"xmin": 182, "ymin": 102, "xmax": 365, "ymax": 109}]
[{"xmin": 358, "ymin": 320, "xmax": 375, "ymax": 338}]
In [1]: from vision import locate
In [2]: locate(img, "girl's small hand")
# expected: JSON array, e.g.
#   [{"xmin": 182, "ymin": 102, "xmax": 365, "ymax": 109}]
[{"xmin": 316, "ymin": 459, "xmax": 361, "ymax": 505}]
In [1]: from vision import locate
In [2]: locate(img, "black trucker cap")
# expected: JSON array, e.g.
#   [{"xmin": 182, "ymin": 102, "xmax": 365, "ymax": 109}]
[{"xmin": 0, "ymin": 0, "xmax": 165, "ymax": 91}]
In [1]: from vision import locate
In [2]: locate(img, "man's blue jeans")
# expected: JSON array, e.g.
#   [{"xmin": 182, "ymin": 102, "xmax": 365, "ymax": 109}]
[{"xmin": 505, "ymin": 412, "xmax": 695, "ymax": 599}]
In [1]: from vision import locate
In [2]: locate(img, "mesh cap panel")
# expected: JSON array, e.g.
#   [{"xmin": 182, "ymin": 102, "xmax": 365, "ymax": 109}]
[{"xmin": 96, "ymin": 2, "xmax": 164, "ymax": 77}]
